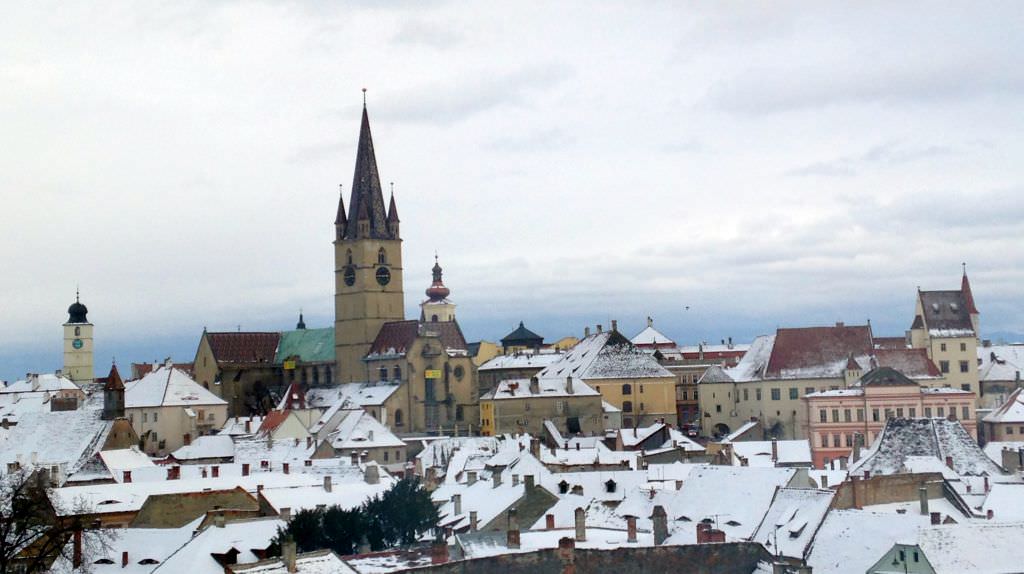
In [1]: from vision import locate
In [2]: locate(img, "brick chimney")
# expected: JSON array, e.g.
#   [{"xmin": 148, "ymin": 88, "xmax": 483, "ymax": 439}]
[
  {"xmin": 945, "ymin": 456, "xmax": 954, "ymax": 470},
  {"xmin": 122, "ymin": 551, "xmax": 129, "ymax": 568},
  {"xmin": 452, "ymin": 494, "xmax": 462, "ymax": 516},
  {"xmin": 282, "ymin": 536, "xmax": 297, "ymax": 573},
  {"xmin": 123, "ymin": 470, "xmax": 132, "ymax": 483},
  {"xmin": 546, "ymin": 514, "xmax": 555, "ymax": 530},
  {"xmin": 930, "ymin": 512, "xmax": 941, "ymax": 525},
  {"xmin": 771, "ymin": 439, "xmax": 778, "ymax": 463},
  {"xmin": 507, "ymin": 508, "xmax": 520, "ymax": 549},
  {"xmin": 626, "ymin": 516, "xmax": 637, "ymax": 543},
  {"xmin": 467, "ymin": 471, "xmax": 477, "ymax": 485},
  {"xmin": 212, "ymin": 465, "xmax": 219, "ymax": 478},
  {"xmin": 283, "ymin": 463, "xmax": 290, "ymax": 475},
  {"xmin": 919, "ymin": 486, "xmax": 929, "ymax": 515},
  {"xmin": 324, "ymin": 476, "xmax": 332, "ymax": 492},
  {"xmin": 493, "ymin": 467, "xmax": 503, "ymax": 488},
  {"xmin": 469, "ymin": 510, "xmax": 478, "ymax": 532},
  {"xmin": 242, "ymin": 463, "xmax": 250, "ymax": 476},
  {"xmin": 431, "ymin": 539, "xmax": 448, "ymax": 565},
  {"xmin": 72, "ymin": 529, "xmax": 82, "ymax": 568}
]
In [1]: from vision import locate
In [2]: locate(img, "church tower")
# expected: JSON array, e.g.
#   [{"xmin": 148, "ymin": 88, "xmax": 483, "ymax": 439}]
[
  {"xmin": 420, "ymin": 256, "xmax": 456, "ymax": 322},
  {"xmin": 62, "ymin": 291, "xmax": 94, "ymax": 383},
  {"xmin": 334, "ymin": 102, "xmax": 405, "ymax": 383}
]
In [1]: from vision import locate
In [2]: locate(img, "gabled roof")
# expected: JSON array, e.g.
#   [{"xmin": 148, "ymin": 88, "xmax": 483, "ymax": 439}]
[
  {"xmin": 206, "ymin": 332, "xmax": 280, "ymax": 364},
  {"xmin": 125, "ymin": 365, "xmax": 227, "ymax": 408},
  {"xmin": 257, "ymin": 410, "xmax": 293, "ymax": 436},
  {"xmin": 979, "ymin": 344, "xmax": 1024, "ymax": 382},
  {"xmin": 916, "ymin": 289, "xmax": 975, "ymax": 336},
  {"xmin": 273, "ymin": 327, "xmax": 333, "ymax": 363},
  {"xmin": 852, "ymin": 418, "xmax": 1003, "ymax": 477},
  {"xmin": 536, "ymin": 331, "xmax": 671, "ymax": 381},
  {"xmin": 859, "ymin": 366, "xmax": 919, "ymax": 387},
  {"xmin": 873, "ymin": 348, "xmax": 941, "ymax": 377},
  {"xmin": 500, "ymin": 321, "xmax": 544, "ymax": 346},
  {"xmin": 326, "ymin": 409, "xmax": 405, "ymax": 450},
  {"xmin": 366, "ymin": 319, "xmax": 468, "ymax": 357},
  {"xmin": 630, "ymin": 325, "xmax": 676, "ymax": 348},
  {"xmin": 341, "ymin": 105, "xmax": 393, "ymax": 240},
  {"xmin": 103, "ymin": 364, "xmax": 124, "ymax": 391},
  {"xmin": 276, "ymin": 382, "xmax": 307, "ymax": 411},
  {"xmin": 765, "ymin": 324, "xmax": 873, "ymax": 378},
  {"xmin": 984, "ymin": 388, "xmax": 1024, "ymax": 424}
]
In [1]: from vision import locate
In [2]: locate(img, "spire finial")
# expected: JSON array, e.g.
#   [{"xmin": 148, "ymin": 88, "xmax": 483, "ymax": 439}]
[
  {"xmin": 362, "ymin": 88, "xmax": 367, "ymax": 107},
  {"xmin": 390, "ymin": 181, "xmax": 394, "ymax": 197},
  {"xmin": 76, "ymin": 285, "xmax": 80, "ymax": 303},
  {"xmin": 962, "ymin": 261, "xmax": 967, "ymax": 276}
]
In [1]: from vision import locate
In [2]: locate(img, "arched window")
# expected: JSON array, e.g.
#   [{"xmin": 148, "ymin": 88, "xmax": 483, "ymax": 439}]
[
  {"xmin": 623, "ymin": 401, "xmax": 633, "ymax": 413},
  {"xmin": 431, "ymin": 314, "xmax": 439, "ymax": 322},
  {"xmin": 558, "ymin": 480, "xmax": 569, "ymax": 494},
  {"xmin": 346, "ymin": 249, "xmax": 353, "ymax": 265},
  {"xmin": 622, "ymin": 383, "xmax": 632, "ymax": 395},
  {"xmin": 394, "ymin": 409, "xmax": 404, "ymax": 426},
  {"xmin": 379, "ymin": 366, "xmax": 388, "ymax": 381},
  {"xmin": 74, "ymin": 326, "xmax": 80, "ymax": 336},
  {"xmin": 378, "ymin": 248, "xmax": 387, "ymax": 264},
  {"xmin": 393, "ymin": 366, "xmax": 401, "ymax": 380}
]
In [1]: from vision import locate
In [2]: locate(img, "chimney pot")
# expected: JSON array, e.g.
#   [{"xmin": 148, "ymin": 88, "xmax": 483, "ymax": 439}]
[
  {"xmin": 626, "ymin": 515, "xmax": 637, "ymax": 543},
  {"xmin": 242, "ymin": 463, "xmax": 250, "ymax": 476},
  {"xmin": 574, "ymin": 507, "xmax": 586, "ymax": 542},
  {"xmin": 546, "ymin": 513, "xmax": 555, "ymax": 530},
  {"xmin": 324, "ymin": 476, "xmax": 333, "ymax": 492},
  {"xmin": 123, "ymin": 470, "xmax": 132, "ymax": 483},
  {"xmin": 930, "ymin": 512, "xmax": 941, "ymax": 525},
  {"xmin": 122, "ymin": 550, "xmax": 128, "ymax": 568}
]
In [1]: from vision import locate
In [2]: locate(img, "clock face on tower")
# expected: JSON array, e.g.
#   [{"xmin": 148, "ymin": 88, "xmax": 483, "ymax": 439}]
[
  {"xmin": 343, "ymin": 266, "xmax": 356, "ymax": 287},
  {"xmin": 375, "ymin": 267, "xmax": 391, "ymax": 286},
  {"xmin": 72, "ymin": 338, "xmax": 83, "ymax": 349}
]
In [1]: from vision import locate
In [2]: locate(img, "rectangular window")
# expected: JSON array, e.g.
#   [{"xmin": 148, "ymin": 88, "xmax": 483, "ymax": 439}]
[
  {"xmin": 693, "ymin": 390, "xmax": 698, "ymax": 401},
  {"xmin": 909, "ymin": 407, "xmax": 916, "ymax": 418},
  {"xmin": 153, "ymin": 412, "xmax": 158, "ymax": 423},
  {"xmin": 962, "ymin": 407, "xmax": 970, "ymax": 420},
  {"xmin": 640, "ymin": 385, "xmax": 644, "ymax": 393},
  {"xmin": 844, "ymin": 409, "xmax": 852, "ymax": 422},
  {"xmin": 845, "ymin": 434, "xmax": 853, "ymax": 447},
  {"xmin": 961, "ymin": 383, "xmax": 971, "ymax": 392},
  {"xmin": 789, "ymin": 388, "xmax": 798, "ymax": 400},
  {"xmin": 925, "ymin": 407, "xmax": 932, "ymax": 418},
  {"xmin": 716, "ymin": 404, "xmax": 722, "ymax": 413},
  {"xmin": 832, "ymin": 409, "xmax": 839, "ymax": 423},
  {"xmin": 896, "ymin": 407, "xmax": 904, "ymax": 418},
  {"xmin": 937, "ymin": 407, "xmax": 945, "ymax": 417},
  {"xmin": 743, "ymin": 389, "xmax": 749, "ymax": 401},
  {"xmin": 960, "ymin": 342, "xmax": 967, "ymax": 352},
  {"xmin": 384, "ymin": 451, "xmax": 389, "ymax": 462},
  {"xmin": 756, "ymin": 389, "xmax": 762, "ymax": 401},
  {"xmin": 885, "ymin": 408, "xmax": 894, "ymax": 420},
  {"xmin": 856, "ymin": 409, "xmax": 864, "ymax": 422},
  {"xmin": 872, "ymin": 409, "xmax": 880, "ymax": 422},
  {"xmin": 832, "ymin": 434, "xmax": 841, "ymax": 448},
  {"xmin": 960, "ymin": 361, "xmax": 969, "ymax": 373},
  {"xmin": 805, "ymin": 387, "xmax": 815, "ymax": 396},
  {"xmin": 819, "ymin": 409, "xmax": 828, "ymax": 423},
  {"xmin": 940, "ymin": 361, "xmax": 950, "ymax": 373},
  {"xmin": 771, "ymin": 388, "xmax": 781, "ymax": 401},
  {"xmin": 940, "ymin": 343, "xmax": 947, "ymax": 352},
  {"xmin": 1009, "ymin": 427, "xmax": 1016, "ymax": 435},
  {"xmin": 142, "ymin": 412, "xmax": 148, "ymax": 423}
]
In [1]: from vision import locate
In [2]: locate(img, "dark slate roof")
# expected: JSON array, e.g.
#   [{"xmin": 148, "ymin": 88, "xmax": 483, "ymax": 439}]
[
  {"xmin": 765, "ymin": 325, "xmax": 873, "ymax": 377},
  {"xmin": 874, "ymin": 348, "xmax": 941, "ymax": 377},
  {"xmin": 859, "ymin": 366, "xmax": 918, "ymax": 387},
  {"xmin": 854, "ymin": 418, "xmax": 1003, "ymax": 477},
  {"xmin": 207, "ymin": 332, "xmax": 280, "ymax": 364},
  {"xmin": 341, "ymin": 105, "xmax": 393, "ymax": 240},
  {"xmin": 500, "ymin": 321, "xmax": 544, "ymax": 345},
  {"xmin": 917, "ymin": 289, "xmax": 974, "ymax": 334},
  {"xmin": 104, "ymin": 364, "xmax": 124, "ymax": 391},
  {"xmin": 367, "ymin": 320, "xmax": 468, "ymax": 357}
]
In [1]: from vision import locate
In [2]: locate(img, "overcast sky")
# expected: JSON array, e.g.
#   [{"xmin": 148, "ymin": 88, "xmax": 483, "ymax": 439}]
[{"xmin": 2, "ymin": 1, "xmax": 1023, "ymax": 381}]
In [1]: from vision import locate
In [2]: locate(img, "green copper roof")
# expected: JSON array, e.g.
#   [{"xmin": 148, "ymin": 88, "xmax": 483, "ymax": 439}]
[{"xmin": 274, "ymin": 327, "xmax": 334, "ymax": 363}]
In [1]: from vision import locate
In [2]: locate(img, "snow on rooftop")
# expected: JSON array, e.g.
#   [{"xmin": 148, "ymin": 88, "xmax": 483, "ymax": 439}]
[
  {"xmin": 725, "ymin": 335, "xmax": 775, "ymax": 382},
  {"xmin": 0, "ymin": 407, "xmax": 112, "ymax": 479},
  {"xmin": 915, "ymin": 522, "xmax": 1024, "ymax": 573},
  {"xmin": 305, "ymin": 383, "xmax": 399, "ymax": 410},
  {"xmin": 537, "ymin": 331, "xmax": 671, "ymax": 382},
  {"xmin": 727, "ymin": 440, "xmax": 812, "ymax": 467},
  {"xmin": 751, "ymin": 488, "xmax": 834, "ymax": 560},
  {"xmin": 478, "ymin": 352, "xmax": 563, "ymax": 371},
  {"xmin": 326, "ymin": 409, "xmax": 405, "ymax": 450},
  {"xmin": 806, "ymin": 509, "xmax": 931, "ymax": 574},
  {"xmin": 979, "ymin": 344, "xmax": 1024, "ymax": 382},
  {"xmin": 171, "ymin": 435, "xmax": 235, "ymax": 461},
  {"xmin": 232, "ymin": 550, "xmax": 356, "ymax": 574},
  {"xmin": 630, "ymin": 325, "xmax": 675, "ymax": 347},
  {"xmin": 482, "ymin": 376, "xmax": 600, "ymax": 400},
  {"xmin": 126, "ymin": 365, "xmax": 226, "ymax": 408},
  {"xmin": 1, "ymin": 373, "xmax": 80, "ymax": 394},
  {"xmin": 99, "ymin": 447, "xmax": 156, "ymax": 472},
  {"xmin": 851, "ymin": 418, "xmax": 1004, "ymax": 477},
  {"xmin": 152, "ymin": 517, "xmax": 286, "ymax": 574},
  {"xmin": 457, "ymin": 527, "xmax": 654, "ymax": 559},
  {"xmin": 984, "ymin": 388, "xmax": 1024, "ymax": 424},
  {"xmin": 49, "ymin": 520, "xmax": 198, "ymax": 574}
]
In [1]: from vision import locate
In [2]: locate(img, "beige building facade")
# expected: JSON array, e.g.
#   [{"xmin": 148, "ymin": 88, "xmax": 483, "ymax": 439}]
[
  {"xmin": 479, "ymin": 376, "xmax": 604, "ymax": 436},
  {"xmin": 125, "ymin": 364, "xmax": 229, "ymax": 456},
  {"xmin": 62, "ymin": 294, "xmax": 94, "ymax": 384}
]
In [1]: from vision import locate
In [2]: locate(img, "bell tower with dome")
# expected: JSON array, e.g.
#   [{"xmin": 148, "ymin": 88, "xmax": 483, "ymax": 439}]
[
  {"xmin": 62, "ymin": 291, "xmax": 94, "ymax": 383},
  {"xmin": 420, "ymin": 256, "xmax": 456, "ymax": 323}
]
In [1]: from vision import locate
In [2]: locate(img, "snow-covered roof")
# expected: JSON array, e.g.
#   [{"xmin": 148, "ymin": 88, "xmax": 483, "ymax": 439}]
[
  {"xmin": 232, "ymin": 436, "xmax": 316, "ymax": 467},
  {"xmin": 914, "ymin": 522, "xmax": 1024, "ymax": 573},
  {"xmin": 727, "ymin": 440, "xmax": 812, "ymax": 467},
  {"xmin": 305, "ymin": 383, "xmax": 399, "ymax": 410},
  {"xmin": 1, "ymin": 373, "xmax": 80, "ymax": 394},
  {"xmin": 0, "ymin": 407, "xmax": 114, "ymax": 478},
  {"xmin": 126, "ymin": 365, "xmax": 226, "ymax": 408},
  {"xmin": 663, "ymin": 466, "xmax": 796, "ymax": 542},
  {"xmin": 806, "ymin": 509, "xmax": 931, "ymax": 574},
  {"xmin": 478, "ymin": 352, "xmax": 563, "ymax": 371},
  {"xmin": 49, "ymin": 520, "xmax": 198, "ymax": 574},
  {"xmin": 153, "ymin": 517, "xmax": 286, "ymax": 574},
  {"xmin": 983, "ymin": 441, "xmax": 1024, "ymax": 468},
  {"xmin": 220, "ymin": 415, "xmax": 263, "ymax": 436},
  {"xmin": 536, "ymin": 331, "xmax": 672, "ymax": 382},
  {"xmin": 99, "ymin": 447, "xmax": 156, "ymax": 472},
  {"xmin": 260, "ymin": 479, "xmax": 393, "ymax": 514},
  {"xmin": 326, "ymin": 409, "xmax": 405, "ymax": 450},
  {"xmin": 617, "ymin": 423, "xmax": 666, "ymax": 448},
  {"xmin": 528, "ymin": 493, "xmax": 626, "ymax": 530},
  {"xmin": 233, "ymin": 550, "xmax": 356, "ymax": 574},
  {"xmin": 436, "ymin": 479, "xmax": 526, "ymax": 531},
  {"xmin": 751, "ymin": 488, "xmax": 835, "ymax": 560},
  {"xmin": 456, "ymin": 527, "xmax": 654, "ymax": 559},
  {"xmin": 725, "ymin": 335, "xmax": 775, "ymax": 382},
  {"xmin": 979, "ymin": 483, "xmax": 1024, "ymax": 522},
  {"xmin": 630, "ymin": 325, "xmax": 675, "ymax": 347},
  {"xmin": 984, "ymin": 388, "xmax": 1024, "ymax": 424},
  {"xmin": 851, "ymin": 418, "xmax": 1004, "ymax": 477},
  {"xmin": 171, "ymin": 435, "xmax": 235, "ymax": 461},
  {"xmin": 979, "ymin": 344, "xmax": 1024, "ymax": 382},
  {"xmin": 541, "ymin": 469, "xmax": 652, "ymax": 503},
  {"xmin": 481, "ymin": 376, "xmax": 600, "ymax": 400}
]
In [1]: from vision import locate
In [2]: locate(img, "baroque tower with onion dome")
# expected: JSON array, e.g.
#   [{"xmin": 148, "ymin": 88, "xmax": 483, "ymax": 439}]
[
  {"xmin": 62, "ymin": 291, "xmax": 94, "ymax": 383},
  {"xmin": 334, "ymin": 100, "xmax": 405, "ymax": 384},
  {"xmin": 420, "ymin": 256, "xmax": 456, "ymax": 323}
]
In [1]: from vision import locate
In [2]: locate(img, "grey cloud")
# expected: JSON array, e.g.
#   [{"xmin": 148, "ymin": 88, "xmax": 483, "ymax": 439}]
[
  {"xmin": 377, "ymin": 64, "xmax": 573, "ymax": 125},
  {"xmin": 391, "ymin": 19, "xmax": 463, "ymax": 49},
  {"xmin": 484, "ymin": 128, "xmax": 575, "ymax": 152},
  {"xmin": 787, "ymin": 142, "xmax": 955, "ymax": 178}
]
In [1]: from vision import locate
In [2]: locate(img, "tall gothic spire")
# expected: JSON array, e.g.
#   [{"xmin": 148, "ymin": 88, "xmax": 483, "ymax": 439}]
[
  {"xmin": 962, "ymin": 263, "xmax": 979, "ymax": 314},
  {"xmin": 341, "ymin": 100, "xmax": 393, "ymax": 240}
]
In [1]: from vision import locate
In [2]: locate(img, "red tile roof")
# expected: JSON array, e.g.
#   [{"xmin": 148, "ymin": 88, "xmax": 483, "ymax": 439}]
[
  {"xmin": 131, "ymin": 362, "xmax": 194, "ymax": 380},
  {"xmin": 368, "ymin": 320, "xmax": 468, "ymax": 356},
  {"xmin": 873, "ymin": 337, "xmax": 909, "ymax": 350},
  {"xmin": 258, "ymin": 410, "xmax": 291, "ymax": 435},
  {"xmin": 874, "ymin": 348, "xmax": 941, "ymax": 378},
  {"xmin": 766, "ymin": 325, "xmax": 873, "ymax": 377},
  {"xmin": 207, "ymin": 332, "xmax": 280, "ymax": 364}
]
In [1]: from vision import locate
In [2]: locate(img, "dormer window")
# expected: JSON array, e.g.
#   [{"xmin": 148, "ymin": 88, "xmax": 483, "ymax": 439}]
[
  {"xmin": 931, "ymin": 303, "xmax": 940, "ymax": 313},
  {"xmin": 950, "ymin": 303, "xmax": 959, "ymax": 313}
]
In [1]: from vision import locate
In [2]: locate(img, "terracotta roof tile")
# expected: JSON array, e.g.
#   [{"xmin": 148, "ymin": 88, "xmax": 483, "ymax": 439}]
[
  {"xmin": 207, "ymin": 332, "xmax": 281, "ymax": 364},
  {"xmin": 874, "ymin": 348, "xmax": 941, "ymax": 377},
  {"xmin": 765, "ymin": 325, "xmax": 873, "ymax": 377},
  {"xmin": 368, "ymin": 320, "xmax": 468, "ymax": 356}
]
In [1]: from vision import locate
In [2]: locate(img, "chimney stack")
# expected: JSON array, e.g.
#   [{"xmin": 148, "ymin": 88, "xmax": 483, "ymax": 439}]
[
  {"xmin": 546, "ymin": 513, "xmax": 555, "ymax": 530},
  {"xmin": 945, "ymin": 456, "xmax": 954, "ymax": 470},
  {"xmin": 452, "ymin": 494, "xmax": 462, "ymax": 516},
  {"xmin": 507, "ymin": 508, "xmax": 520, "ymax": 549},
  {"xmin": 469, "ymin": 510, "xmax": 478, "ymax": 532},
  {"xmin": 574, "ymin": 507, "xmax": 586, "ymax": 542},
  {"xmin": 919, "ymin": 486, "xmax": 929, "ymax": 515},
  {"xmin": 282, "ymin": 536, "xmax": 297, "ymax": 573},
  {"xmin": 611, "ymin": 320, "xmax": 618, "ymax": 332},
  {"xmin": 493, "ymin": 467, "xmax": 503, "ymax": 488},
  {"xmin": 530, "ymin": 437, "xmax": 541, "ymax": 458},
  {"xmin": 122, "ymin": 551, "xmax": 129, "ymax": 569},
  {"xmin": 585, "ymin": 327, "xmax": 590, "ymax": 338},
  {"xmin": 820, "ymin": 475, "xmax": 828, "ymax": 488},
  {"xmin": 123, "ymin": 470, "xmax": 132, "ymax": 483},
  {"xmin": 525, "ymin": 475, "xmax": 535, "ymax": 490},
  {"xmin": 283, "ymin": 463, "xmax": 290, "ymax": 475},
  {"xmin": 566, "ymin": 376, "xmax": 574, "ymax": 395},
  {"xmin": 771, "ymin": 439, "xmax": 778, "ymax": 463},
  {"xmin": 280, "ymin": 507, "xmax": 292, "ymax": 521},
  {"xmin": 242, "ymin": 463, "xmax": 250, "ymax": 476},
  {"xmin": 431, "ymin": 539, "xmax": 448, "ymax": 565},
  {"xmin": 930, "ymin": 512, "xmax": 941, "ymax": 525},
  {"xmin": 467, "ymin": 471, "xmax": 477, "ymax": 485},
  {"xmin": 626, "ymin": 516, "xmax": 637, "ymax": 543},
  {"xmin": 651, "ymin": 505, "xmax": 668, "ymax": 546},
  {"xmin": 324, "ymin": 475, "xmax": 332, "ymax": 492},
  {"xmin": 364, "ymin": 464, "xmax": 380, "ymax": 485},
  {"xmin": 72, "ymin": 529, "xmax": 83, "ymax": 568}
]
